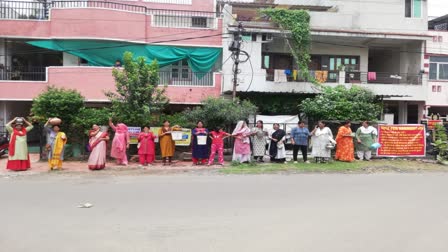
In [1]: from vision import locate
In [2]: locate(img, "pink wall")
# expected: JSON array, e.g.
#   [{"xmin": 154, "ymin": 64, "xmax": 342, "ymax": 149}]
[
  {"xmin": 0, "ymin": 67, "xmax": 222, "ymax": 104},
  {"xmin": 100, "ymin": 0, "xmax": 215, "ymax": 12},
  {"xmin": 0, "ymin": 8, "xmax": 221, "ymax": 47}
]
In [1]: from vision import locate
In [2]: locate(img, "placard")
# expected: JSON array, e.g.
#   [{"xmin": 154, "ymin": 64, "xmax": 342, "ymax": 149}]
[
  {"xmin": 127, "ymin": 127, "xmax": 141, "ymax": 144},
  {"xmin": 427, "ymin": 120, "xmax": 443, "ymax": 130},
  {"xmin": 151, "ymin": 127, "xmax": 192, "ymax": 146},
  {"xmin": 377, "ymin": 124, "xmax": 426, "ymax": 157}
]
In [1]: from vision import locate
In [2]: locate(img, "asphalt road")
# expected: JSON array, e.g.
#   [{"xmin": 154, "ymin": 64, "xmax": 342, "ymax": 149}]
[{"xmin": 1, "ymin": 173, "xmax": 448, "ymax": 252}]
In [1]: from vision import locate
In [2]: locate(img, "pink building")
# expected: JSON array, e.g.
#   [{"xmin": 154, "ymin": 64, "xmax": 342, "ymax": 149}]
[{"xmin": 0, "ymin": 0, "xmax": 223, "ymax": 127}]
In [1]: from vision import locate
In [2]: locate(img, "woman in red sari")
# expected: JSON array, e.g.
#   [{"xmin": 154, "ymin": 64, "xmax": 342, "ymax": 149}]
[
  {"xmin": 137, "ymin": 126, "xmax": 156, "ymax": 166},
  {"xmin": 335, "ymin": 120, "xmax": 355, "ymax": 162},
  {"xmin": 87, "ymin": 125, "xmax": 109, "ymax": 170},
  {"xmin": 6, "ymin": 117, "xmax": 33, "ymax": 171}
]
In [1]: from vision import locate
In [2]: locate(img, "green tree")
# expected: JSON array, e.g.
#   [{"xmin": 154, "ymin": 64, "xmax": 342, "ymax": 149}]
[
  {"xmin": 106, "ymin": 52, "xmax": 168, "ymax": 126},
  {"xmin": 73, "ymin": 107, "xmax": 111, "ymax": 134},
  {"xmin": 299, "ymin": 85, "xmax": 382, "ymax": 121},
  {"xmin": 182, "ymin": 97, "xmax": 258, "ymax": 129},
  {"xmin": 31, "ymin": 86, "xmax": 85, "ymax": 128}
]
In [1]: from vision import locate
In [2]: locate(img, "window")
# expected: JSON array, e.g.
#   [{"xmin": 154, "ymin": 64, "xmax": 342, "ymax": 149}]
[
  {"xmin": 192, "ymin": 17, "xmax": 207, "ymax": 28},
  {"xmin": 405, "ymin": 0, "xmax": 422, "ymax": 18},
  {"xmin": 429, "ymin": 56, "xmax": 448, "ymax": 80},
  {"xmin": 171, "ymin": 59, "xmax": 190, "ymax": 80}
]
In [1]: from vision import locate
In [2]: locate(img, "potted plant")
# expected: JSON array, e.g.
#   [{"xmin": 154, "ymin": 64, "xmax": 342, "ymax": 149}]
[
  {"xmin": 432, "ymin": 124, "xmax": 448, "ymax": 165},
  {"xmin": 337, "ymin": 64, "xmax": 346, "ymax": 84}
]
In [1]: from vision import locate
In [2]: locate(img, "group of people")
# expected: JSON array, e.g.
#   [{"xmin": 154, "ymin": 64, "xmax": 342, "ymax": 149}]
[{"xmin": 5, "ymin": 116, "xmax": 378, "ymax": 172}]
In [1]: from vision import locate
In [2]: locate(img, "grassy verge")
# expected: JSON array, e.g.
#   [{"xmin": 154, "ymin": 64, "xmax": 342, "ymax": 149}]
[{"xmin": 221, "ymin": 159, "xmax": 446, "ymax": 174}]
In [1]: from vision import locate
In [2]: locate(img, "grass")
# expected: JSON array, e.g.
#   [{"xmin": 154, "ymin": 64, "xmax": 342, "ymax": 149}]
[{"xmin": 221, "ymin": 159, "xmax": 447, "ymax": 174}]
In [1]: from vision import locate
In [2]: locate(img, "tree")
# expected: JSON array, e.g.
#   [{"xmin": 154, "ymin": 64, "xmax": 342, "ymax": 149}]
[
  {"xmin": 299, "ymin": 85, "xmax": 382, "ymax": 122},
  {"xmin": 31, "ymin": 86, "xmax": 85, "ymax": 128},
  {"xmin": 106, "ymin": 51, "xmax": 168, "ymax": 126},
  {"xmin": 182, "ymin": 97, "xmax": 258, "ymax": 129},
  {"xmin": 73, "ymin": 107, "xmax": 111, "ymax": 134}
]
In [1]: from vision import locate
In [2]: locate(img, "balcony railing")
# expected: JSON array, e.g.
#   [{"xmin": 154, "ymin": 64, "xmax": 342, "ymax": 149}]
[
  {"xmin": 266, "ymin": 70, "xmax": 423, "ymax": 85},
  {"xmin": 0, "ymin": 1, "xmax": 219, "ymax": 28},
  {"xmin": 0, "ymin": 66, "xmax": 46, "ymax": 81},
  {"xmin": 0, "ymin": 66, "xmax": 214, "ymax": 86}
]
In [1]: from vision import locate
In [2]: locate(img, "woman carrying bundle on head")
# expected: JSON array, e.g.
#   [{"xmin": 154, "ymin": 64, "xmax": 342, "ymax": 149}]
[{"xmin": 5, "ymin": 117, "xmax": 33, "ymax": 171}]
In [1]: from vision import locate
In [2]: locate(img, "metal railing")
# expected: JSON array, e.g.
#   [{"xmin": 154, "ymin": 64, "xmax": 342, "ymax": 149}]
[
  {"xmin": 159, "ymin": 71, "xmax": 214, "ymax": 86},
  {"xmin": 266, "ymin": 70, "xmax": 423, "ymax": 85},
  {"xmin": 0, "ymin": 1, "xmax": 219, "ymax": 28},
  {"xmin": 0, "ymin": 66, "xmax": 46, "ymax": 81}
]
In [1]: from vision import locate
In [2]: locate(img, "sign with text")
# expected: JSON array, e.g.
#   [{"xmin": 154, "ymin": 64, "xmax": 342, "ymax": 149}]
[
  {"xmin": 426, "ymin": 120, "xmax": 443, "ymax": 130},
  {"xmin": 151, "ymin": 127, "xmax": 192, "ymax": 146},
  {"xmin": 377, "ymin": 125, "xmax": 426, "ymax": 157},
  {"xmin": 127, "ymin": 127, "xmax": 141, "ymax": 144}
]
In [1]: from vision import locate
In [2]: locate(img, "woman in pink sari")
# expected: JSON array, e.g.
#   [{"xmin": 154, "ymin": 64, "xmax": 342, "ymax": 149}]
[
  {"xmin": 109, "ymin": 118, "xmax": 130, "ymax": 165},
  {"xmin": 87, "ymin": 125, "xmax": 109, "ymax": 170},
  {"xmin": 232, "ymin": 120, "xmax": 252, "ymax": 163}
]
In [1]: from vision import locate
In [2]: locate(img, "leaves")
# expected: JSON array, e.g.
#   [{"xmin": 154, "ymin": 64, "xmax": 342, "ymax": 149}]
[
  {"xmin": 299, "ymin": 85, "xmax": 382, "ymax": 121},
  {"xmin": 181, "ymin": 97, "xmax": 258, "ymax": 129},
  {"xmin": 106, "ymin": 52, "xmax": 169, "ymax": 126}
]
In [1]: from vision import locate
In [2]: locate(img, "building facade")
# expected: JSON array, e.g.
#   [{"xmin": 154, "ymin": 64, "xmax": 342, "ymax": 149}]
[
  {"xmin": 220, "ymin": 0, "xmax": 431, "ymax": 124},
  {"xmin": 0, "ymin": 0, "xmax": 223, "ymax": 125}
]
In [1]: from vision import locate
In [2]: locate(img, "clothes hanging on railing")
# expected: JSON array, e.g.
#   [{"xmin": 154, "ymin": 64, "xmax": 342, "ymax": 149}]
[
  {"xmin": 314, "ymin": 71, "xmax": 328, "ymax": 83},
  {"xmin": 367, "ymin": 72, "xmax": 377, "ymax": 81},
  {"xmin": 274, "ymin": 69, "xmax": 287, "ymax": 83}
]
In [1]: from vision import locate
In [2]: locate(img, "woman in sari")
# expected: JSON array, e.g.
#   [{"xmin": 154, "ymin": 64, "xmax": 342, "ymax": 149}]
[
  {"xmin": 88, "ymin": 125, "xmax": 109, "ymax": 170},
  {"xmin": 45, "ymin": 119, "xmax": 67, "ymax": 170},
  {"xmin": 335, "ymin": 120, "xmax": 355, "ymax": 162},
  {"xmin": 109, "ymin": 118, "xmax": 130, "ymax": 166},
  {"xmin": 355, "ymin": 121, "xmax": 378, "ymax": 161},
  {"xmin": 138, "ymin": 126, "xmax": 156, "ymax": 166},
  {"xmin": 251, "ymin": 120, "xmax": 267, "ymax": 162},
  {"xmin": 268, "ymin": 123, "xmax": 287, "ymax": 163},
  {"xmin": 232, "ymin": 120, "xmax": 251, "ymax": 163},
  {"xmin": 6, "ymin": 117, "xmax": 33, "ymax": 171},
  {"xmin": 310, "ymin": 121, "xmax": 333, "ymax": 163},
  {"xmin": 191, "ymin": 121, "xmax": 209, "ymax": 165},
  {"xmin": 158, "ymin": 120, "xmax": 181, "ymax": 166}
]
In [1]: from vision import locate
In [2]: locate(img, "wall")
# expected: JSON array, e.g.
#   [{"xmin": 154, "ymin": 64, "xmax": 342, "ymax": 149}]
[
  {"xmin": 0, "ymin": 67, "xmax": 222, "ymax": 104},
  {"xmin": 309, "ymin": 0, "xmax": 428, "ymax": 34},
  {"xmin": 98, "ymin": 0, "xmax": 215, "ymax": 12},
  {"xmin": 426, "ymin": 31, "xmax": 448, "ymax": 107},
  {"xmin": 427, "ymin": 31, "xmax": 448, "ymax": 55}
]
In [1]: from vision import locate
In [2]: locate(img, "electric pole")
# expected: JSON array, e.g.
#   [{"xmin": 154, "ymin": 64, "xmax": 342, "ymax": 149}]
[{"xmin": 231, "ymin": 22, "xmax": 243, "ymax": 101}]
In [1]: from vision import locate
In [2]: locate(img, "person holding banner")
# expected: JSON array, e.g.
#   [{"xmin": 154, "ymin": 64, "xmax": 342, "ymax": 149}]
[
  {"xmin": 355, "ymin": 121, "xmax": 378, "ymax": 161},
  {"xmin": 109, "ymin": 118, "xmax": 130, "ymax": 166},
  {"xmin": 137, "ymin": 126, "xmax": 156, "ymax": 166},
  {"xmin": 87, "ymin": 125, "xmax": 109, "ymax": 170},
  {"xmin": 191, "ymin": 121, "xmax": 209, "ymax": 165},
  {"xmin": 158, "ymin": 120, "xmax": 181, "ymax": 166},
  {"xmin": 335, "ymin": 120, "xmax": 355, "ymax": 162}
]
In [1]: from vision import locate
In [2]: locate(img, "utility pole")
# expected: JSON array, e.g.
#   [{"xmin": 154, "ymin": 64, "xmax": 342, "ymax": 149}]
[{"xmin": 230, "ymin": 22, "xmax": 243, "ymax": 101}]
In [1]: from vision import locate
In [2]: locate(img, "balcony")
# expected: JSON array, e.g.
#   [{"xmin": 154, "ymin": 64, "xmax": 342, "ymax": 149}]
[{"xmin": 265, "ymin": 70, "xmax": 423, "ymax": 85}]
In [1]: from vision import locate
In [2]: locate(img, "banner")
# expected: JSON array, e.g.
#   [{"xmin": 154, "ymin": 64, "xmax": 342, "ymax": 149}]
[
  {"xmin": 426, "ymin": 120, "xmax": 443, "ymax": 130},
  {"xmin": 151, "ymin": 127, "xmax": 192, "ymax": 146},
  {"xmin": 377, "ymin": 124, "xmax": 426, "ymax": 157},
  {"xmin": 127, "ymin": 127, "xmax": 141, "ymax": 144}
]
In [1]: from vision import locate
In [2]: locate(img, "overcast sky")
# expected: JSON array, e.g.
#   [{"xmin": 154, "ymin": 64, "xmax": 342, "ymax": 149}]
[{"xmin": 429, "ymin": 0, "xmax": 448, "ymax": 18}]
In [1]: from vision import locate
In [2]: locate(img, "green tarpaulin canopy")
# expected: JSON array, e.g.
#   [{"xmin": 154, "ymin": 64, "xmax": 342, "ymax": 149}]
[{"xmin": 27, "ymin": 40, "xmax": 222, "ymax": 73}]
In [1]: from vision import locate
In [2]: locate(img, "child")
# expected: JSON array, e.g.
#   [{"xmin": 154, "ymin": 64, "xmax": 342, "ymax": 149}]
[
  {"xmin": 208, "ymin": 126, "xmax": 231, "ymax": 166},
  {"xmin": 137, "ymin": 126, "xmax": 156, "ymax": 167}
]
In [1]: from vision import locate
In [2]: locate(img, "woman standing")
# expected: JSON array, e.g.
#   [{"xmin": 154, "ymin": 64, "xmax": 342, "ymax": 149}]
[
  {"xmin": 268, "ymin": 123, "xmax": 287, "ymax": 163},
  {"xmin": 5, "ymin": 117, "xmax": 33, "ymax": 171},
  {"xmin": 310, "ymin": 121, "xmax": 333, "ymax": 163},
  {"xmin": 335, "ymin": 120, "xmax": 355, "ymax": 162},
  {"xmin": 45, "ymin": 119, "xmax": 67, "ymax": 170},
  {"xmin": 87, "ymin": 125, "xmax": 109, "ymax": 170},
  {"xmin": 109, "ymin": 118, "xmax": 130, "ymax": 166},
  {"xmin": 251, "ymin": 120, "xmax": 267, "ymax": 162},
  {"xmin": 232, "ymin": 120, "xmax": 251, "ymax": 163},
  {"xmin": 138, "ymin": 126, "xmax": 156, "ymax": 166},
  {"xmin": 158, "ymin": 120, "xmax": 181, "ymax": 165},
  {"xmin": 355, "ymin": 121, "xmax": 378, "ymax": 161},
  {"xmin": 191, "ymin": 121, "xmax": 209, "ymax": 165}
]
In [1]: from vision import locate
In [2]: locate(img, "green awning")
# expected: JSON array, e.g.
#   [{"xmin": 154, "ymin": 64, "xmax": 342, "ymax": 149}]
[{"xmin": 27, "ymin": 40, "xmax": 222, "ymax": 73}]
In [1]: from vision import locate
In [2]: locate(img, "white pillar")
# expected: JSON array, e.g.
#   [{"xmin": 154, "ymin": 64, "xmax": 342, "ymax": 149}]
[{"xmin": 398, "ymin": 101, "xmax": 408, "ymax": 124}]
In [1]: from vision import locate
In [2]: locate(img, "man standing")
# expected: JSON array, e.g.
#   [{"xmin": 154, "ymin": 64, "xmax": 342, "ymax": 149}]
[{"xmin": 291, "ymin": 121, "xmax": 310, "ymax": 163}]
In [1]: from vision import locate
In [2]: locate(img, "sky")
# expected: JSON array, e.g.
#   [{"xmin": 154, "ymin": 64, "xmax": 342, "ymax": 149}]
[{"xmin": 429, "ymin": 0, "xmax": 448, "ymax": 18}]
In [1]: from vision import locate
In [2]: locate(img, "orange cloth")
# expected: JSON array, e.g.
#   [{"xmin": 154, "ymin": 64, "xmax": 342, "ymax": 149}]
[
  {"xmin": 335, "ymin": 126, "xmax": 354, "ymax": 162},
  {"xmin": 314, "ymin": 71, "xmax": 328, "ymax": 83}
]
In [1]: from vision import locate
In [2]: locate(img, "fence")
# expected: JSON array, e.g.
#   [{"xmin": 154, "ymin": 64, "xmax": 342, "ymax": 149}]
[
  {"xmin": 159, "ymin": 71, "xmax": 214, "ymax": 86},
  {"xmin": 0, "ymin": 1, "xmax": 219, "ymax": 28},
  {"xmin": 0, "ymin": 66, "xmax": 46, "ymax": 81}
]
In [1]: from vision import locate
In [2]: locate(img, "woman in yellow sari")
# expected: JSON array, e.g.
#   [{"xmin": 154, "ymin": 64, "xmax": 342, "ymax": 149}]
[
  {"xmin": 45, "ymin": 122, "xmax": 67, "ymax": 170},
  {"xmin": 335, "ymin": 120, "xmax": 355, "ymax": 162}
]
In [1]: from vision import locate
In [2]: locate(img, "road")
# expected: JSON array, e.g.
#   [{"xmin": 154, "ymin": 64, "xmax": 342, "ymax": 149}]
[{"xmin": 1, "ymin": 173, "xmax": 448, "ymax": 252}]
